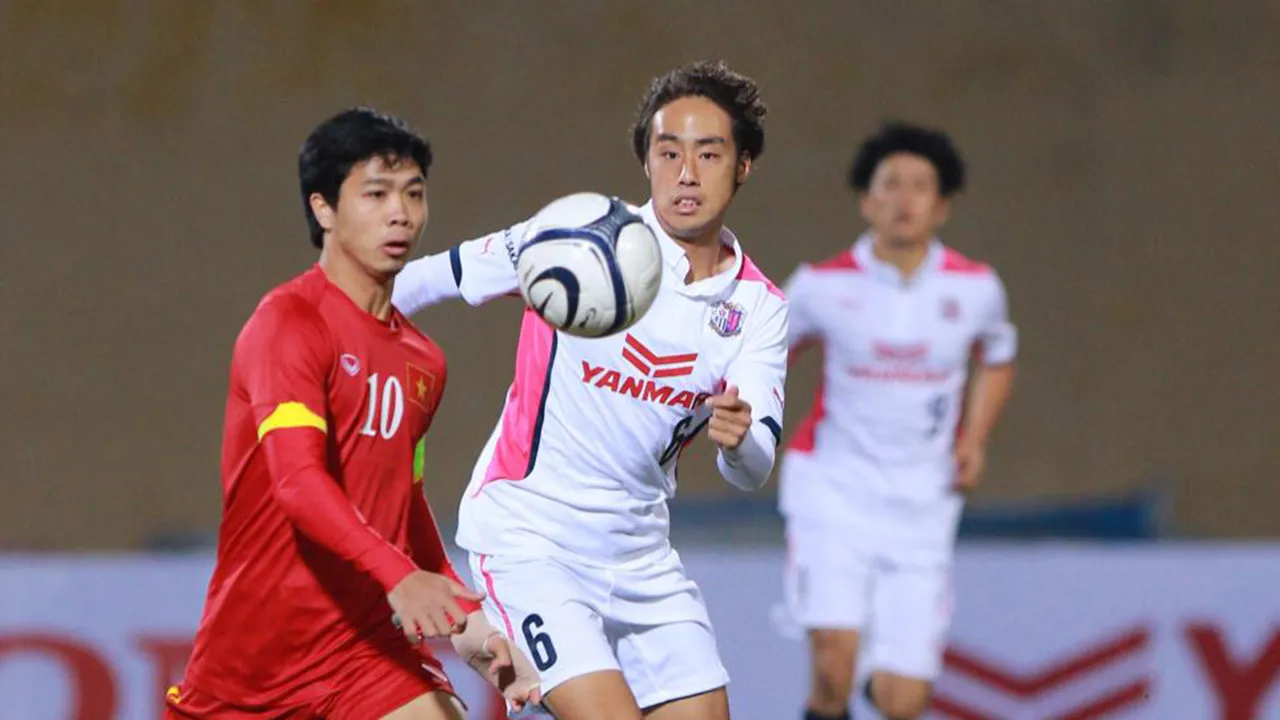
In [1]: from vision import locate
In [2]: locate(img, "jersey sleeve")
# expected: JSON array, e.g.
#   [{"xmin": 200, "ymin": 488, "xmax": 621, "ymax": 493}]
[
  {"xmin": 239, "ymin": 298, "xmax": 417, "ymax": 591},
  {"xmin": 392, "ymin": 222, "xmax": 528, "ymax": 315},
  {"xmin": 718, "ymin": 294, "xmax": 789, "ymax": 491},
  {"xmin": 979, "ymin": 274, "xmax": 1018, "ymax": 365},
  {"xmin": 781, "ymin": 264, "xmax": 819, "ymax": 349}
]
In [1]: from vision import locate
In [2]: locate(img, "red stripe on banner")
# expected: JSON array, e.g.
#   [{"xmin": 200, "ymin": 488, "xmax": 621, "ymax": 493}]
[
  {"xmin": 930, "ymin": 693, "xmax": 992, "ymax": 720},
  {"xmin": 943, "ymin": 626, "xmax": 1150, "ymax": 697},
  {"xmin": 1051, "ymin": 678, "xmax": 1153, "ymax": 720}
]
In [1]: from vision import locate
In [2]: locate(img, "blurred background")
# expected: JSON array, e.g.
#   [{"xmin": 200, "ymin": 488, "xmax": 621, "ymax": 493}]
[{"xmin": 3, "ymin": 2, "xmax": 1278, "ymax": 718}]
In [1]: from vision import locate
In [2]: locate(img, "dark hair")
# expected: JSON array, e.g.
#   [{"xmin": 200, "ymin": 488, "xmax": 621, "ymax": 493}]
[
  {"xmin": 298, "ymin": 107, "xmax": 432, "ymax": 248},
  {"xmin": 848, "ymin": 122, "xmax": 965, "ymax": 197},
  {"xmin": 630, "ymin": 60, "xmax": 767, "ymax": 164}
]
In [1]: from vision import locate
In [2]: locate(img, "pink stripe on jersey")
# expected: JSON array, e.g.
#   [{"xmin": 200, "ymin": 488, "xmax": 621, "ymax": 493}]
[
  {"xmin": 479, "ymin": 309, "xmax": 556, "ymax": 491},
  {"xmin": 812, "ymin": 249, "xmax": 861, "ymax": 272},
  {"xmin": 738, "ymin": 254, "xmax": 786, "ymax": 300},
  {"xmin": 787, "ymin": 343, "xmax": 826, "ymax": 453},
  {"xmin": 941, "ymin": 248, "xmax": 991, "ymax": 274}
]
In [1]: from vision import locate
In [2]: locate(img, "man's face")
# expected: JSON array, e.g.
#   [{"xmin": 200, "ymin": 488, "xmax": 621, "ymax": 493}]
[
  {"xmin": 644, "ymin": 95, "xmax": 750, "ymax": 241},
  {"xmin": 860, "ymin": 152, "xmax": 950, "ymax": 246},
  {"xmin": 311, "ymin": 154, "xmax": 427, "ymax": 277}
]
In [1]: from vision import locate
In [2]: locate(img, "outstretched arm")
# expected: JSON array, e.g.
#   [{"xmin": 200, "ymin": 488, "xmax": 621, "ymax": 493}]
[{"xmin": 393, "ymin": 222, "xmax": 529, "ymax": 315}]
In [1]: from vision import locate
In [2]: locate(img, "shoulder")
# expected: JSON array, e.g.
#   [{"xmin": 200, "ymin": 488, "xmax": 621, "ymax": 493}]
[
  {"xmin": 736, "ymin": 252, "xmax": 786, "ymax": 304},
  {"xmin": 239, "ymin": 271, "xmax": 332, "ymax": 351},
  {"xmin": 939, "ymin": 246, "xmax": 995, "ymax": 277},
  {"xmin": 398, "ymin": 316, "xmax": 448, "ymax": 366},
  {"xmin": 809, "ymin": 248, "xmax": 862, "ymax": 273}
]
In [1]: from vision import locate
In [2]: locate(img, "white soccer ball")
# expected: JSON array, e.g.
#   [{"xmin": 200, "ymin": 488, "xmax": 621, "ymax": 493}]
[{"xmin": 517, "ymin": 192, "xmax": 663, "ymax": 338}]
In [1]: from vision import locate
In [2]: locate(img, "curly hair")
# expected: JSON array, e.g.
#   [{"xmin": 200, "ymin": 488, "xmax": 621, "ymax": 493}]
[
  {"xmin": 848, "ymin": 121, "xmax": 965, "ymax": 197},
  {"xmin": 630, "ymin": 60, "xmax": 767, "ymax": 164}
]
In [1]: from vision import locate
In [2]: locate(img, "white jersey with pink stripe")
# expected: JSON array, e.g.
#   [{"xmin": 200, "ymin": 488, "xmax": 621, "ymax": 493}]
[
  {"xmin": 393, "ymin": 201, "xmax": 788, "ymax": 563},
  {"xmin": 779, "ymin": 234, "xmax": 1017, "ymax": 520}
]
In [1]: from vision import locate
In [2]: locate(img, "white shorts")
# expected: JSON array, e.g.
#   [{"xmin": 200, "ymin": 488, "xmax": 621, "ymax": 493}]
[
  {"xmin": 468, "ymin": 548, "xmax": 729, "ymax": 709},
  {"xmin": 783, "ymin": 518, "xmax": 953, "ymax": 680}
]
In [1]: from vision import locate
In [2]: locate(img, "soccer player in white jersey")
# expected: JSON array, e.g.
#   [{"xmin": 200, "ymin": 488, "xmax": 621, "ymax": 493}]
[
  {"xmin": 779, "ymin": 123, "xmax": 1017, "ymax": 720},
  {"xmin": 393, "ymin": 61, "xmax": 788, "ymax": 720}
]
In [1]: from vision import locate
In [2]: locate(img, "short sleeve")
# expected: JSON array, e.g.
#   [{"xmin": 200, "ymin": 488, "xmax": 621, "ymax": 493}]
[
  {"xmin": 782, "ymin": 264, "xmax": 819, "ymax": 348},
  {"xmin": 979, "ymin": 275, "xmax": 1018, "ymax": 365}
]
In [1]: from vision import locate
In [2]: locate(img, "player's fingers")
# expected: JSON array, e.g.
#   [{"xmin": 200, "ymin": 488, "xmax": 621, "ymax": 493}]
[
  {"xmin": 399, "ymin": 614, "xmax": 424, "ymax": 643},
  {"xmin": 488, "ymin": 635, "xmax": 513, "ymax": 670},
  {"xmin": 421, "ymin": 607, "xmax": 451, "ymax": 638}
]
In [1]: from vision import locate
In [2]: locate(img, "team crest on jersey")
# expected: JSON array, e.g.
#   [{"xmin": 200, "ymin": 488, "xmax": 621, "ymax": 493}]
[
  {"xmin": 709, "ymin": 301, "xmax": 745, "ymax": 337},
  {"xmin": 340, "ymin": 353, "xmax": 361, "ymax": 376},
  {"xmin": 941, "ymin": 297, "xmax": 961, "ymax": 321}
]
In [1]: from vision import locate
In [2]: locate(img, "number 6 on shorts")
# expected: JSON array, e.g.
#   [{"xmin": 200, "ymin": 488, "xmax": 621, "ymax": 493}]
[{"xmin": 522, "ymin": 613, "xmax": 558, "ymax": 671}]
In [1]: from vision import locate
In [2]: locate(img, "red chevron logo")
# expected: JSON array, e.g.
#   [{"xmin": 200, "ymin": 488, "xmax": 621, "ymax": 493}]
[
  {"xmin": 933, "ymin": 626, "xmax": 1152, "ymax": 720},
  {"xmin": 622, "ymin": 334, "xmax": 697, "ymax": 378}
]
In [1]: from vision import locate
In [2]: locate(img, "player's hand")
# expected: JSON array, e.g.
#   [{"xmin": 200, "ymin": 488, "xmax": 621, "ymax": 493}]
[
  {"xmin": 952, "ymin": 438, "xmax": 987, "ymax": 492},
  {"xmin": 451, "ymin": 610, "xmax": 544, "ymax": 713},
  {"xmin": 387, "ymin": 570, "xmax": 484, "ymax": 642},
  {"xmin": 706, "ymin": 384, "xmax": 753, "ymax": 451},
  {"xmin": 476, "ymin": 633, "xmax": 544, "ymax": 713}
]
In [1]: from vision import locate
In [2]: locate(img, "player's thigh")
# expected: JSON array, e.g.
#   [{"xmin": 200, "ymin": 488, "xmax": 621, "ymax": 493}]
[
  {"xmin": 642, "ymin": 686, "xmax": 730, "ymax": 720},
  {"xmin": 468, "ymin": 552, "xmax": 618, "ymax": 697},
  {"xmin": 614, "ymin": 619, "xmax": 730, "ymax": 712},
  {"xmin": 784, "ymin": 518, "xmax": 875, "ymax": 631},
  {"xmin": 867, "ymin": 561, "xmax": 952, "ymax": 681},
  {"xmin": 379, "ymin": 691, "xmax": 465, "ymax": 720},
  {"xmin": 542, "ymin": 669, "xmax": 644, "ymax": 720}
]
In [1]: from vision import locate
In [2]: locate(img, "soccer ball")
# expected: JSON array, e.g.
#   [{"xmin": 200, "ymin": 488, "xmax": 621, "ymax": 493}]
[{"xmin": 517, "ymin": 192, "xmax": 663, "ymax": 338}]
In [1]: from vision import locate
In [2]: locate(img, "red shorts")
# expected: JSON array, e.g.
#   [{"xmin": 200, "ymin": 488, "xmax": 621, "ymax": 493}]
[{"xmin": 164, "ymin": 641, "xmax": 458, "ymax": 720}]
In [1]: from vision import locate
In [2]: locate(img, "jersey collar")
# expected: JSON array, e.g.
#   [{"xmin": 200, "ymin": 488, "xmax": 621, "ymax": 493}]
[
  {"xmin": 639, "ymin": 200, "xmax": 743, "ymax": 299},
  {"xmin": 853, "ymin": 233, "xmax": 944, "ymax": 287}
]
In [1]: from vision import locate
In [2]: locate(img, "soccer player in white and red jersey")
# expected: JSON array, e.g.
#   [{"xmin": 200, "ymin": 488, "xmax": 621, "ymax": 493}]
[
  {"xmin": 393, "ymin": 61, "xmax": 788, "ymax": 720},
  {"xmin": 779, "ymin": 123, "xmax": 1017, "ymax": 720}
]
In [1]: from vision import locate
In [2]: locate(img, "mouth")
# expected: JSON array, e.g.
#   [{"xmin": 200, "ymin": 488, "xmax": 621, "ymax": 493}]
[
  {"xmin": 382, "ymin": 239, "xmax": 412, "ymax": 258},
  {"xmin": 672, "ymin": 195, "xmax": 702, "ymax": 216}
]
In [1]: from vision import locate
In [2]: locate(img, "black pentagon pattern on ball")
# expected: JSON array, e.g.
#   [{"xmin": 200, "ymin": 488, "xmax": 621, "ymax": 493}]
[{"xmin": 517, "ymin": 197, "xmax": 641, "ymax": 335}]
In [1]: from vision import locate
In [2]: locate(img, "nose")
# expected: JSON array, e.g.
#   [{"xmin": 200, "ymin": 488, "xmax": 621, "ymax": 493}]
[
  {"xmin": 678, "ymin": 157, "xmax": 700, "ymax": 186},
  {"xmin": 388, "ymin": 191, "xmax": 410, "ymax": 225}
]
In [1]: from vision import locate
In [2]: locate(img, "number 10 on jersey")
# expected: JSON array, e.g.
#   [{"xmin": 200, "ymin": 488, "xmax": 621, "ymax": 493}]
[{"xmin": 360, "ymin": 373, "xmax": 404, "ymax": 439}]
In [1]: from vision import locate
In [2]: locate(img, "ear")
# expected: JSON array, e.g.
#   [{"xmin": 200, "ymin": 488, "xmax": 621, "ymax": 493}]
[
  {"xmin": 858, "ymin": 192, "xmax": 874, "ymax": 225},
  {"xmin": 309, "ymin": 192, "xmax": 335, "ymax": 233},
  {"xmin": 933, "ymin": 196, "xmax": 952, "ymax": 228},
  {"xmin": 736, "ymin": 153, "xmax": 753, "ymax": 185}
]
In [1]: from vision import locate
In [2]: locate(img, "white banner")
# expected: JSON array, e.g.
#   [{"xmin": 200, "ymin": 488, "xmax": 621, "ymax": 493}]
[{"xmin": 1, "ymin": 545, "xmax": 1278, "ymax": 720}]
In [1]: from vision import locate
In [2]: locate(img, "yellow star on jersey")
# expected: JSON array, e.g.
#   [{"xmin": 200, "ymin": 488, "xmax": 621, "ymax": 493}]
[{"xmin": 415, "ymin": 376, "xmax": 428, "ymax": 401}]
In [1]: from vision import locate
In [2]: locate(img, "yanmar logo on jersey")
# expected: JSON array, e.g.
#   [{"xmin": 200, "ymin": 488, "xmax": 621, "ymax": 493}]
[
  {"xmin": 851, "ymin": 341, "xmax": 949, "ymax": 383},
  {"xmin": 580, "ymin": 335, "xmax": 710, "ymax": 409}
]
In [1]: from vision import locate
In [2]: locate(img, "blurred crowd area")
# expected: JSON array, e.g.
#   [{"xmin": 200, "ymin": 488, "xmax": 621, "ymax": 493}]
[{"xmin": 3, "ymin": 1, "xmax": 1278, "ymax": 551}]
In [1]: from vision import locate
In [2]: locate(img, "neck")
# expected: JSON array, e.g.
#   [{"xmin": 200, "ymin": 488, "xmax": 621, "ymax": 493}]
[
  {"xmin": 871, "ymin": 233, "xmax": 932, "ymax": 278},
  {"xmin": 675, "ymin": 231, "xmax": 731, "ymax": 283},
  {"xmin": 318, "ymin": 249, "xmax": 393, "ymax": 320}
]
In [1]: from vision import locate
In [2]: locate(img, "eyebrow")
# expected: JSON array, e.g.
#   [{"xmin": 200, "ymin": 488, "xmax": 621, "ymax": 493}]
[
  {"xmin": 362, "ymin": 175, "xmax": 425, "ymax": 187},
  {"xmin": 655, "ymin": 133, "xmax": 728, "ymax": 147}
]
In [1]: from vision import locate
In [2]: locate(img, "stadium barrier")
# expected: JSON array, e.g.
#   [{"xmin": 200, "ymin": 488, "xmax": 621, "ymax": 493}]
[{"xmin": 1, "ymin": 543, "xmax": 1276, "ymax": 719}]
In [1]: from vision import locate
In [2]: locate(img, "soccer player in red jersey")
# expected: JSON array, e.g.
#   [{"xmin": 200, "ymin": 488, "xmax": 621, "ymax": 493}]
[{"xmin": 166, "ymin": 108, "xmax": 541, "ymax": 720}]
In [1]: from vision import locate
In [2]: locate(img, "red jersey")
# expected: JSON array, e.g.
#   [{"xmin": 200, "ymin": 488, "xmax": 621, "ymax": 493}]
[{"xmin": 182, "ymin": 266, "xmax": 473, "ymax": 707}]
